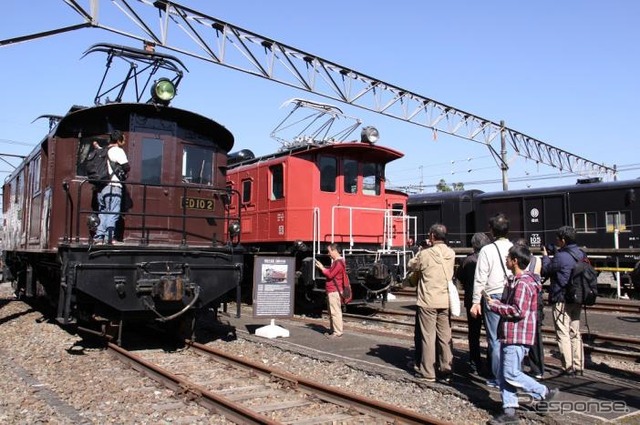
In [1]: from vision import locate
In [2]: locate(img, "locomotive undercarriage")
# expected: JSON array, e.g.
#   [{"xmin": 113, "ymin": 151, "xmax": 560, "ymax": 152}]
[
  {"xmin": 2, "ymin": 245, "xmax": 243, "ymax": 344},
  {"xmin": 312, "ymin": 251, "xmax": 403, "ymax": 309},
  {"xmin": 241, "ymin": 243, "xmax": 406, "ymax": 313}
]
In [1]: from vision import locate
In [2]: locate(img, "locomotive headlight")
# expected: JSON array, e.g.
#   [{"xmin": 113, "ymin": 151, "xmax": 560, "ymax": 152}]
[
  {"xmin": 87, "ymin": 213, "xmax": 100, "ymax": 231},
  {"xmin": 228, "ymin": 221, "xmax": 241, "ymax": 237},
  {"xmin": 151, "ymin": 78, "xmax": 176, "ymax": 105},
  {"xmin": 360, "ymin": 126, "xmax": 379, "ymax": 144}
]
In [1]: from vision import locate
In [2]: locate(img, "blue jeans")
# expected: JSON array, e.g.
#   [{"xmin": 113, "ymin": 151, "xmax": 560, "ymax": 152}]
[
  {"xmin": 499, "ymin": 344, "xmax": 547, "ymax": 408},
  {"xmin": 96, "ymin": 184, "xmax": 122, "ymax": 240},
  {"xmin": 482, "ymin": 294, "xmax": 502, "ymax": 380}
]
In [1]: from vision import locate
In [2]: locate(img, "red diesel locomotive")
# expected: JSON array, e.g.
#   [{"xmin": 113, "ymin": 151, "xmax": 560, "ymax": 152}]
[
  {"xmin": 227, "ymin": 126, "xmax": 413, "ymax": 310},
  {"xmin": 1, "ymin": 44, "xmax": 243, "ymax": 342}
]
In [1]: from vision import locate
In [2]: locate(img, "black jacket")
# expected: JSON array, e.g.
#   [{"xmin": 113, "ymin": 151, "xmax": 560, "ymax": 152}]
[{"xmin": 541, "ymin": 243, "xmax": 585, "ymax": 303}]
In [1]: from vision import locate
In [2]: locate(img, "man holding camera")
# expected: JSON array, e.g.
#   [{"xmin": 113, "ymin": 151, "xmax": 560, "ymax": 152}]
[
  {"xmin": 94, "ymin": 130, "xmax": 130, "ymax": 245},
  {"xmin": 541, "ymin": 226, "xmax": 584, "ymax": 376}
]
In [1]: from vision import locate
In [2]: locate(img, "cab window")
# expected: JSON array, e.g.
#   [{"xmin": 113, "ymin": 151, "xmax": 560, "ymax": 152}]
[
  {"xmin": 343, "ymin": 159, "xmax": 358, "ymax": 194},
  {"xmin": 362, "ymin": 162, "xmax": 381, "ymax": 196},
  {"xmin": 141, "ymin": 138, "xmax": 164, "ymax": 185},
  {"xmin": 182, "ymin": 145, "xmax": 214, "ymax": 185},
  {"xmin": 270, "ymin": 164, "xmax": 284, "ymax": 200},
  {"xmin": 319, "ymin": 156, "xmax": 337, "ymax": 192},
  {"xmin": 391, "ymin": 203, "xmax": 404, "ymax": 216},
  {"xmin": 242, "ymin": 179, "xmax": 252, "ymax": 203}
]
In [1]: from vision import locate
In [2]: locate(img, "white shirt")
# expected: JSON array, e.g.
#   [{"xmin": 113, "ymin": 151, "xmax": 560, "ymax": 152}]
[
  {"xmin": 472, "ymin": 238, "xmax": 513, "ymax": 304},
  {"xmin": 107, "ymin": 145, "xmax": 129, "ymax": 187}
]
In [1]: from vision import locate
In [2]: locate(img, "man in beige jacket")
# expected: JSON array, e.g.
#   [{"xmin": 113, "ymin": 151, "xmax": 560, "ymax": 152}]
[{"xmin": 408, "ymin": 223, "xmax": 456, "ymax": 383}]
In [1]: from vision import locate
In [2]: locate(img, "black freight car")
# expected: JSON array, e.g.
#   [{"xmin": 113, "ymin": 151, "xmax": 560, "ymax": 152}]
[
  {"xmin": 407, "ymin": 189, "xmax": 483, "ymax": 248},
  {"xmin": 474, "ymin": 179, "xmax": 640, "ymax": 251},
  {"xmin": 406, "ymin": 179, "xmax": 640, "ymax": 291}
]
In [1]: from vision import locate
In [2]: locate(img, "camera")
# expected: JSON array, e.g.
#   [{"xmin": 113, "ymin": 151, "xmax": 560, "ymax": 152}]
[{"xmin": 114, "ymin": 165, "xmax": 128, "ymax": 181}]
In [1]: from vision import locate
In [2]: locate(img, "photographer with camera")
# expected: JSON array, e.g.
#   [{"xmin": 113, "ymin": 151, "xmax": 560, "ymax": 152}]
[
  {"xmin": 541, "ymin": 226, "xmax": 585, "ymax": 377},
  {"xmin": 94, "ymin": 130, "xmax": 130, "ymax": 245}
]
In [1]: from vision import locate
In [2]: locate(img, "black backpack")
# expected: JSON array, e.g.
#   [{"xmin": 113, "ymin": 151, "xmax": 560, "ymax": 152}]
[
  {"xmin": 85, "ymin": 147, "xmax": 115, "ymax": 186},
  {"xmin": 565, "ymin": 250, "xmax": 598, "ymax": 306}
]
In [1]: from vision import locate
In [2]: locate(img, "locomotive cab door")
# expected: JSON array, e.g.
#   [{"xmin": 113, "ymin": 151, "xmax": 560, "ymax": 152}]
[
  {"xmin": 126, "ymin": 118, "xmax": 178, "ymax": 244},
  {"xmin": 127, "ymin": 116, "xmax": 227, "ymax": 246}
]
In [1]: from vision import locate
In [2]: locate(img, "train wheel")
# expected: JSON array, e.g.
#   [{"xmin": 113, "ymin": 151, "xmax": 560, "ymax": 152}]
[
  {"xmin": 168, "ymin": 311, "xmax": 196, "ymax": 342},
  {"xmin": 102, "ymin": 320, "xmax": 123, "ymax": 345}
]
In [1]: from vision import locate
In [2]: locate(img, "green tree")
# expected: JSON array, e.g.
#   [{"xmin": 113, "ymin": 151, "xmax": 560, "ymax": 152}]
[
  {"xmin": 436, "ymin": 179, "xmax": 452, "ymax": 192},
  {"xmin": 436, "ymin": 179, "xmax": 465, "ymax": 192}
]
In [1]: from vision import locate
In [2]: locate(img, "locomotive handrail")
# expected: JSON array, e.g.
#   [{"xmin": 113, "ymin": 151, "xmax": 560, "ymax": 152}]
[
  {"xmin": 66, "ymin": 179, "xmax": 240, "ymax": 246},
  {"xmin": 329, "ymin": 205, "xmax": 413, "ymax": 284},
  {"xmin": 330, "ymin": 204, "xmax": 408, "ymax": 251},
  {"xmin": 331, "ymin": 205, "xmax": 406, "ymax": 250},
  {"xmin": 312, "ymin": 207, "xmax": 321, "ymax": 281},
  {"xmin": 312, "ymin": 205, "xmax": 412, "ymax": 283}
]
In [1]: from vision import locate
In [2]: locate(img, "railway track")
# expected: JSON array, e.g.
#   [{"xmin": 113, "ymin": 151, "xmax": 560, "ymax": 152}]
[
  {"xmin": 338, "ymin": 310, "xmax": 640, "ymax": 362},
  {"xmin": 107, "ymin": 340, "xmax": 451, "ymax": 425},
  {"xmin": 391, "ymin": 289, "xmax": 640, "ymax": 314}
]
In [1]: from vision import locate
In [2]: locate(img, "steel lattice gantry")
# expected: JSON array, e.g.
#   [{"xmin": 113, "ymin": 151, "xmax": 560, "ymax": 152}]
[{"xmin": 0, "ymin": 0, "xmax": 616, "ymax": 179}]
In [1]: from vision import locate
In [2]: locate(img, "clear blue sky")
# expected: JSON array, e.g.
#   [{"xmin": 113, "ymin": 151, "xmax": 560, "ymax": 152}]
[{"xmin": 2, "ymin": 1, "xmax": 639, "ymax": 193}]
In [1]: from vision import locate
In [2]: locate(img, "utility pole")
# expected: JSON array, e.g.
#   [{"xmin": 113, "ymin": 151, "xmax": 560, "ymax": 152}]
[{"xmin": 501, "ymin": 120, "xmax": 508, "ymax": 191}]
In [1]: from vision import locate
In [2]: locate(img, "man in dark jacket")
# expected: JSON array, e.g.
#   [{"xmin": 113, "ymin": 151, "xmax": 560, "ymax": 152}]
[
  {"xmin": 541, "ymin": 226, "xmax": 584, "ymax": 375},
  {"xmin": 456, "ymin": 232, "xmax": 490, "ymax": 375}
]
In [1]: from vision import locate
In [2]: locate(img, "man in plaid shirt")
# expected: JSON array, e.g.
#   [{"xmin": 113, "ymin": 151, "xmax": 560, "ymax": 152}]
[{"xmin": 487, "ymin": 244, "xmax": 558, "ymax": 425}]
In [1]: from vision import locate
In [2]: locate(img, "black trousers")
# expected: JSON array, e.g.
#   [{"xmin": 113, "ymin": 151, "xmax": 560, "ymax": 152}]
[
  {"xmin": 414, "ymin": 312, "xmax": 422, "ymax": 363},
  {"xmin": 527, "ymin": 294, "xmax": 545, "ymax": 375},
  {"xmin": 466, "ymin": 305, "xmax": 483, "ymax": 369}
]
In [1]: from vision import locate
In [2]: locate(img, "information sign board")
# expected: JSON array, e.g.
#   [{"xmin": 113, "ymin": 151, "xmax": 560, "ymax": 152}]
[{"xmin": 252, "ymin": 256, "xmax": 295, "ymax": 318}]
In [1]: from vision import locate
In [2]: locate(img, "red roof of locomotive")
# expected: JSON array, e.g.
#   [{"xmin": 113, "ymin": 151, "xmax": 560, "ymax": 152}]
[{"xmin": 228, "ymin": 140, "xmax": 403, "ymax": 170}]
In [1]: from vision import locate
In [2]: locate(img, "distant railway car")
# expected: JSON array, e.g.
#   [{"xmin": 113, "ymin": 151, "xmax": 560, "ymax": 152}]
[
  {"xmin": 406, "ymin": 179, "xmax": 640, "ymax": 291},
  {"xmin": 474, "ymin": 179, "xmax": 640, "ymax": 251},
  {"xmin": 227, "ymin": 130, "xmax": 412, "ymax": 310},
  {"xmin": 407, "ymin": 190, "xmax": 483, "ymax": 248},
  {"xmin": 1, "ymin": 44, "xmax": 243, "ymax": 342}
]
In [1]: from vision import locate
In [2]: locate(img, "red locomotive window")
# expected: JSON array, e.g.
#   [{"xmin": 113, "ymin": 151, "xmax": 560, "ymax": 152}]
[
  {"xmin": 362, "ymin": 162, "xmax": 381, "ymax": 196},
  {"xmin": 319, "ymin": 156, "xmax": 336, "ymax": 192},
  {"xmin": 391, "ymin": 203, "xmax": 404, "ymax": 216},
  {"xmin": 242, "ymin": 179, "xmax": 252, "ymax": 203},
  {"xmin": 270, "ymin": 164, "xmax": 284, "ymax": 200},
  {"xmin": 226, "ymin": 182, "xmax": 237, "ymax": 211},
  {"xmin": 344, "ymin": 159, "xmax": 358, "ymax": 194},
  {"xmin": 181, "ymin": 144, "xmax": 215, "ymax": 185}
]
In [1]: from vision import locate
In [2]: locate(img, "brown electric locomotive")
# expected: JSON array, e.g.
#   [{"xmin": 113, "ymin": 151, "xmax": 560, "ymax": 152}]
[{"xmin": 1, "ymin": 44, "xmax": 243, "ymax": 342}]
